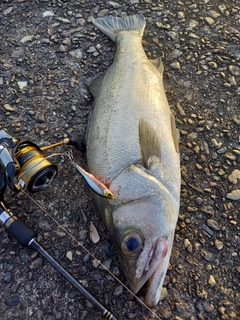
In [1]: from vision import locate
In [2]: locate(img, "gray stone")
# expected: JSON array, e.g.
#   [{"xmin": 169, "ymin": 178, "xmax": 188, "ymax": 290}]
[
  {"xmin": 89, "ymin": 221, "xmax": 100, "ymax": 243},
  {"xmin": 215, "ymin": 239, "xmax": 224, "ymax": 250},
  {"xmin": 3, "ymin": 271, "xmax": 12, "ymax": 283},
  {"xmin": 207, "ymin": 219, "xmax": 221, "ymax": 231},
  {"xmin": 3, "ymin": 7, "xmax": 13, "ymax": 15},
  {"xmin": 113, "ymin": 285, "xmax": 123, "ymax": 296},
  {"xmin": 43, "ymin": 11, "xmax": 54, "ymax": 17},
  {"xmin": 5, "ymin": 296, "xmax": 20, "ymax": 306},
  {"xmin": 69, "ymin": 49, "xmax": 83, "ymax": 59},
  {"xmin": 205, "ymin": 17, "xmax": 215, "ymax": 25},
  {"xmin": 200, "ymin": 204, "xmax": 214, "ymax": 215},
  {"xmin": 228, "ymin": 170, "xmax": 240, "ymax": 184},
  {"xmin": 170, "ymin": 61, "xmax": 181, "ymax": 70},
  {"xmin": 29, "ymin": 257, "xmax": 43, "ymax": 270},
  {"xmin": 4, "ymin": 104, "xmax": 15, "ymax": 111},
  {"xmin": 201, "ymin": 249, "xmax": 214, "ymax": 261},
  {"xmin": 107, "ymin": 1, "xmax": 121, "ymax": 7},
  {"xmin": 229, "ymin": 65, "xmax": 240, "ymax": 76},
  {"xmin": 226, "ymin": 190, "xmax": 240, "ymax": 200},
  {"xmin": 20, "ymin": 35, "xmax": 34, "ymax": 44}
]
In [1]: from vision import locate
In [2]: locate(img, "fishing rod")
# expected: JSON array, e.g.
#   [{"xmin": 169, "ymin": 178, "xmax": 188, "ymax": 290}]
[
  {"xmin": 0, "ymin": 129, "xmax": 117, "ymax": 320},
  {"xmin": 0, "ymin": 204, "xmax": 116, "ymax": 320}
]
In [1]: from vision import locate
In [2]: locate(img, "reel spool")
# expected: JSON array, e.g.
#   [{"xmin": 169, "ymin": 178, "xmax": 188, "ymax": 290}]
[{"xmin": 15, "ymin": 141, "xmax": 57, "ymax": 192}]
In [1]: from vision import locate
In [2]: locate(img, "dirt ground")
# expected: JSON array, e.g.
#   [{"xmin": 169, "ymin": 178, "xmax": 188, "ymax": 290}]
[{"xmin": 0, "ymin": 0, "xmax": 239, "ymax": 319}]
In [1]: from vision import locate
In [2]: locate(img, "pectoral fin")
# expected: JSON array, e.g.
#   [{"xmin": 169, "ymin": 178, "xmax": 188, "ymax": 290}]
[
  {"xmin": 170, "ymin": 112, "xmax": 180, "ymax": 153},
  {"xmin": 139, "ymin": 118, "xmax": 161, "ymax": 168}
]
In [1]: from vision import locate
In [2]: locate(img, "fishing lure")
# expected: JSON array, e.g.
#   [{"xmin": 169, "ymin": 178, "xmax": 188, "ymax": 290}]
[{"xmin": 74, "ymin": 163, "xmax": 114, "ymax": 200}]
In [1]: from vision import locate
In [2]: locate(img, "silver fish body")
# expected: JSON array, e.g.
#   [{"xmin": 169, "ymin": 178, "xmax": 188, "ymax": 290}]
[{"xmin": 87, "ymin": 14, "xmax": 181, "ymax": 308}]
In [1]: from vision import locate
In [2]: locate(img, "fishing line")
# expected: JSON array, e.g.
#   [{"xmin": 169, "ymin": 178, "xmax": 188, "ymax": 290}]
[
  {"xmin": 17, "ymin": 152, "xmax": 68, "ymax": 181},
  {"xmin": 21, "ymin": 188, "xmax": 162, "ymax": 320},
  {"xmin": 18, "ymin": 152, "xmax": 192, "ymax": 318}
]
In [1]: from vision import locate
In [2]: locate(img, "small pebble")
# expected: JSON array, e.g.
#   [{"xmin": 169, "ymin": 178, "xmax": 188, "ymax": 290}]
[
  {"xmin": 43, "ymin": 11, "xmax": 54, "ymax": 17},
  {"xmin": 228, "ymin": 170, "xmax": 240, "ymax": 184},
  {"xmin": 5, "ymin": 295, "xmax": 20, "ymax": 306},
  {"xmin": 204, "ymin": 302, "xmax": 215, "ymax": 312},
  {"xmin": 66, "ymin": 251, "xmax": 73, "ymax": 261},
  {"xmin": 112, "ymin": 267, "xmax": 120, "ymax": 277},
  {"xmin": 92, "ymin": 259, "xmax": 100, "ymax": 268},
  {"xmin": 162, "ymin": 307, "xmax": 172, "ymax": 319},
  {"xmin": 3, "ymin": 271, "xmax": 12, "ymax": 283},
  {"xmin": 202, "ymin": 225, "xmax": 214, "ymax": 236},
  {"xmin": 208, "ymin": 275, "xmax": 216, "ymax": 286},
  {"xmin": 59, "ymin": 44, "xmax": 68, "ymax": 52},
  {"xmin": 3, "ymin": 7, "xmax": 13, "ymax": 15},
  {"xmin": 20, "ymin": 35, "xmax": 34, "ymax": 44},
  {"xmin": 11, "ymin": 49, "xmax": 24, "ymax": 58},
  {"xmin": 107, "ymin": 1, "xmax": 121, "ymax": 8},
  {"xmin": 29, "ymin": 257, "xmax": 43, "ymax": 270},
  {"xmin": 233, "ymin": 118, "xmax": 240, "ymax": 126},
  {"xmin": 226, "ymin": 190, "xmax": 240, "ymax": 201},
  {"xmin": 55, "ymin": 17, "xmax": 71, "ymax": 23},
  {"xmin": 206, "ymin": 264, "xmax": 213, "ymax": 271},
  {"xmin": 4, "ymin": 104, "xmax": 15, "ymax": 111},
  {"xmin": 159, "ymin": 287, "xmax": 168, "ymax": 301},
  {"xmin": 113, "ymin": 285, "xmax": 123, "ymax": 297},
  {"xmin": 69, "ymin": 49, "xmax": 83, "ymax": 58},
  {"xmin": 170, "ymin": 61, "xmax": 181, "ymax": 70},
  {"xmin": 201, "ymin": 249, "xmax": 214, "ymax": 261},
  {"xmin": 218, "ymin": 4, "xmax": 226, "ymax": 13},
  {"xmin": 200, "ymin": 204, "xmax": 214, "ymax": 215},
  {"xmin": 205, "ymin": 17, "xmax": 215, "ymax": 25},
  {"xmin": 207, "ymin": 219, "xmax": 221, "ymax": 231},
  {"xmin": 89, "ymin": 221, "xmax": 100, "ymax": 243},
  {"xmin": 215, "ymin": 239, "xmax": 224, "ymax": 250},
  {"xmin": 229, "ymin": 65, "xmax": 240, "ymax": 76}
]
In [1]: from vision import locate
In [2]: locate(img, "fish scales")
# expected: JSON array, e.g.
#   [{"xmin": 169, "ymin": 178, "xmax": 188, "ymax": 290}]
[
  {"xmin": 88, "ymin": 34, "xmax": 176, "ymax": 187},
  {"xmin": 86, "ymin": 14, "xmax": 181, "ymax": 308}
]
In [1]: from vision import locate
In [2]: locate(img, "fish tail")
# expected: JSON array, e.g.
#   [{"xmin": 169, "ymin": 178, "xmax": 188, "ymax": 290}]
[{"xmin": 92, "ymin": 14, "xmax": 146, "ymax": 42}]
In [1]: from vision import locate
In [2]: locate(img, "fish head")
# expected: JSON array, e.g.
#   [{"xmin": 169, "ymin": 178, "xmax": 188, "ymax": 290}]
[{"xmin": 111, "ymin": 194, "xmax": 177, "ymax": 308}]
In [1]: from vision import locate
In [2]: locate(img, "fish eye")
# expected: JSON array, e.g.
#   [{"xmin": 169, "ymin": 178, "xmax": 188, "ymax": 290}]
[{"xmin": 121, "ymin": 231, "xmax": 143, "ymax": 256}]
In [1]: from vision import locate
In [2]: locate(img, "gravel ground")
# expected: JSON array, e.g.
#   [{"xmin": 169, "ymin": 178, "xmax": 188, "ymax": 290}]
[{"xmin": 0, "ymin": 1, "xmax": 240, "ymax": 319}]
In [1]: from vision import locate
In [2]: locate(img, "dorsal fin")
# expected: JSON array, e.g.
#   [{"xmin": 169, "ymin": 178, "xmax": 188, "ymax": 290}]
[
  {"xmin": 84, "ymin": 73, "xmax": 105, "ymax": 97},
  {"xmin": 150, "ymin": 57, "xmax": 164, "ymax": 76},
  {"xmin": 139, "ymin": 118, "xmax": 161, "ymax": 168},
  {"xmin": 170, "ymin": 112, "xmax": 180, "ymax": 153}
]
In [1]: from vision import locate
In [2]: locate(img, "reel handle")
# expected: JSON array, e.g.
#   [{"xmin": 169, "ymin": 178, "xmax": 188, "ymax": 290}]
[
  {"xmin": 66, "ymin": 133, "xmax": 86, "ymax": 153},
  {"xmin": 40, "ymin": 133, "xmax": 86, "ymax": 153}
]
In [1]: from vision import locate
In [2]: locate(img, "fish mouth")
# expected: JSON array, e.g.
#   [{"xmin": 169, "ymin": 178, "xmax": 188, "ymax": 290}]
[
  {"xmin": 143, "ymin": 235, "xmax": 173, "ymax": 308},
  {"xmin": 124, "ymin": 236, "xmax": 172, "ymax": 308},
  {"xmin": 126, "ymin": 238, "xmax": 169, "ymax": 292},
  {"xmin": 144, "ymin": 251, "xmax": 170, "ymax": 308}
]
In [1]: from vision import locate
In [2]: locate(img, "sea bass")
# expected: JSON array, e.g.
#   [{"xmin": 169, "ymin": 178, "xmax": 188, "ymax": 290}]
[{"xmin": 87, "ymin": 14, "xmax": 181, "ymax": 308}]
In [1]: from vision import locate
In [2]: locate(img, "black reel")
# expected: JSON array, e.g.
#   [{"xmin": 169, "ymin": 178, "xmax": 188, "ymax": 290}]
[{"xmin": 15, "ymin": 141, "xmax": 57, "ymax": 192}]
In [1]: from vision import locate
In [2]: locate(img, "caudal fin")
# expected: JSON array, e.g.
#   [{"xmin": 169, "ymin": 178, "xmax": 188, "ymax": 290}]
[{"xmin": 92, "ymin": 14, "xmax": 146, "ymax": 42}]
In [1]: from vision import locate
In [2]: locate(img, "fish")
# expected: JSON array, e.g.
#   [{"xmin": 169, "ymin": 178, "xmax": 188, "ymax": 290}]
[{"xmin": 86, "ymin": 14, "xmax": 181, "ymax": 308}]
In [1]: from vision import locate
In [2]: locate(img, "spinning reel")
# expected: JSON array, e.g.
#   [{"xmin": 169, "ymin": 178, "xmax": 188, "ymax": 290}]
[{"xmin": 0, "ymin": 129, "xmax": 85, "ymax": 195}]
